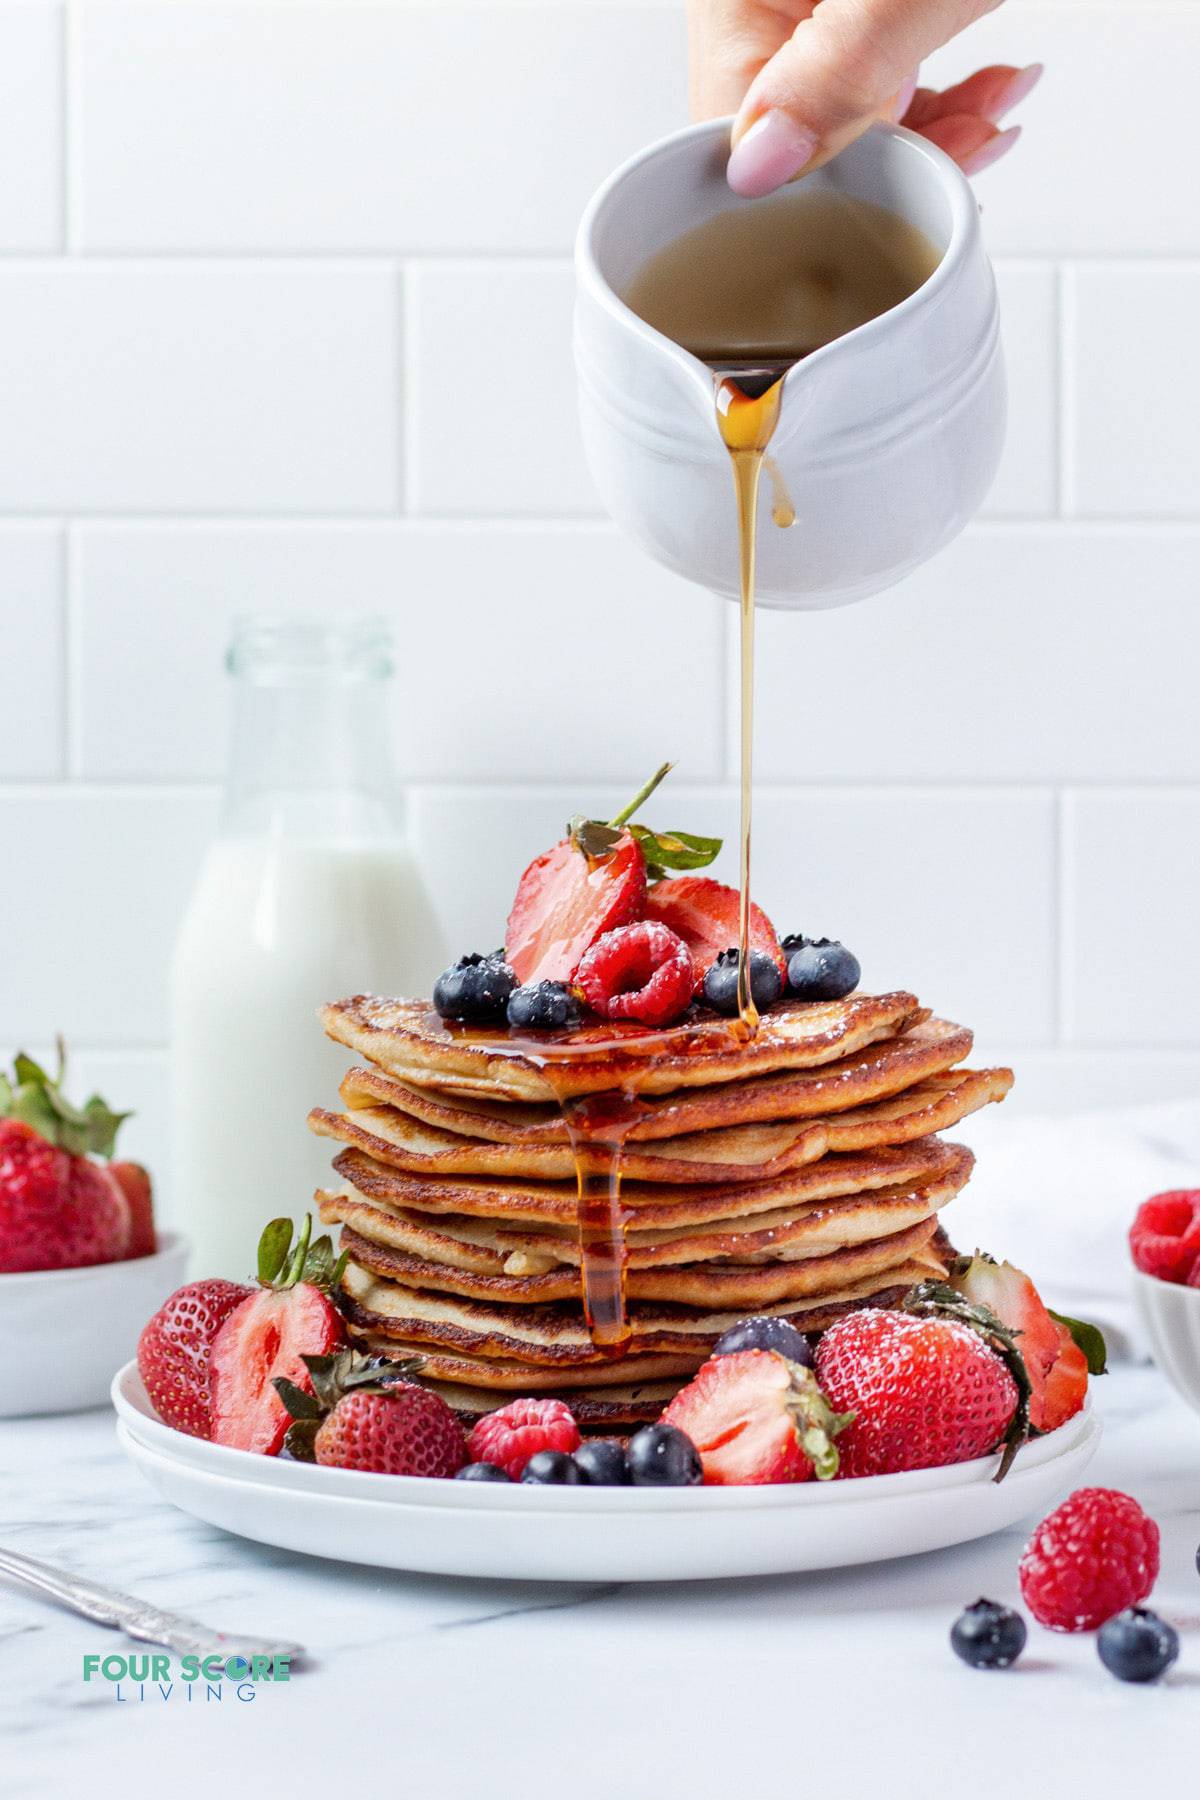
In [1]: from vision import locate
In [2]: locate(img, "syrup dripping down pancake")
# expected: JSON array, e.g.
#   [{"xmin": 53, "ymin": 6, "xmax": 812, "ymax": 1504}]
[
  {"xmin": 335, "ymin": 1213, "xmax": 945, "ymax": 1308},
  {"xmin": 335, "ymin": 1017, "xmax": 975, "ymax": 1141},
  {"xmin": 319, "ymin": 1151, "xmax": 970, "ymax": 1284},
  {"xmin": 319, "ymin": 990, "xmax": 923, "ymax": 1101},
  {"xmin": 310, "ymin": 1065, "xmax": 1009, "ymax": 1185},
  {"xmin": 337, "ymin": 1244, "xmax": 948, "ymax": 1367},
  {"xmin": 325, "ymin": 1134, "xmax": 967, "ymax": 1229}
]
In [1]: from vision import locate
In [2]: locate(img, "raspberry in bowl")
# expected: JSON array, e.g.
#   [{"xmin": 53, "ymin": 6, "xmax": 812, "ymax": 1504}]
[
  {"xmin": 0, "ymin": 1046, "xmax": 188, "ymax": 1416},
  {"xmin": 1129, "ymin": 1190, "xmax": 1200, "ymax": 1421}
]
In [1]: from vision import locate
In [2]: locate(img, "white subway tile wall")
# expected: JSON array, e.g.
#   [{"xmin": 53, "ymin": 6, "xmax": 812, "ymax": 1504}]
[{"xmin": 3, "ymin": 0, "xmax": 1198, "ymax": 1182}]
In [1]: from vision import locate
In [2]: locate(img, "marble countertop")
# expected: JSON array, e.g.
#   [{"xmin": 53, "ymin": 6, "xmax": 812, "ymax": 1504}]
[{"xmin": 2, "ymin": 1365, "xmax": 1196, "ymax": 1799}]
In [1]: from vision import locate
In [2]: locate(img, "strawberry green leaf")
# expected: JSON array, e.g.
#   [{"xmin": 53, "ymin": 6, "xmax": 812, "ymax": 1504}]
[
  {"xmin": 568, "ymin": 816, "xmax": 623, "ymax": 860},
  {"xmin": 272, "ymin": 1376, "xmax": 322, "ymax": 1420},
  {"xmin": 628, "ymin": 824, "xmax": 722, "ymax": 873},
  {"xmin": 257, "ymin": 1217, "xmax": 294, "ymax": 1286},
  {"xmin": 1049, "ymin": 1309, "xmax": 1108, "ymax": 1376}
]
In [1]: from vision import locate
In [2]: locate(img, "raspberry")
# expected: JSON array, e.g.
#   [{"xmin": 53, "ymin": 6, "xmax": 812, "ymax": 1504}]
[
  {"xmin": 575, "ymin": 921, "xmax": 694, "ymax": 1027},
  {"xmin": 1128, "ymin": 1190, "xmax": 1200, "ymax": 1284},
  {"xmin": 466, "ymin": 1398, "xmax": 580, "ymax": 1480},
  {"xmin": 1019, "ymin": 1488, "xmax": 1160, "ymax": 1632}
]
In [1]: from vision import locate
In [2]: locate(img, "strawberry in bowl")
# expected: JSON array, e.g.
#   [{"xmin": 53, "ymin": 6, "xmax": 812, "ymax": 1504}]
[{"xmin": 0, "ymin": 1044, "xmax": 187, "ymax": 1417}]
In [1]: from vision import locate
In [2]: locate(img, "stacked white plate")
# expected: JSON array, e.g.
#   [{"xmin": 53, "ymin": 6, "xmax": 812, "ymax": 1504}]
[{"xmin": 112, "ymin": 1363, "xmax": 1100, "ymax": 1582}]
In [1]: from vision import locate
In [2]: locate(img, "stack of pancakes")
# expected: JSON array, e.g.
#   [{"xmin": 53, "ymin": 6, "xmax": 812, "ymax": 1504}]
[{"xmin": 312, "ymin": 990, "xmax": 1012, "ymax": 1429}]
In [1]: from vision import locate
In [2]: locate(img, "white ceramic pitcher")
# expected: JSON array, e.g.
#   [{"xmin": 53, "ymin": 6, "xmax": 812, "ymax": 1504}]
[{"xmin": 574, "ymin": 119, "xmax": 1004, "ymax": 609}]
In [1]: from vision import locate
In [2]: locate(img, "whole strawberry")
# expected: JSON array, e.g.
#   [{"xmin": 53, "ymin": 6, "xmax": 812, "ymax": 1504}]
[
  {"xmin": 663, "ymin": 1349, "xmax": 850, "ymax": 1485},
  {"xmin": 0, "ymin": 1047, "xmax": 136, "ymax": 1272},
  {"xmin": 209, "ymin": 1215, "xmax": 347, "ymax": 1455},
  {"xmin": 815, "ymin": 1297, "xmax": 1023, "ymax": 1479},
  {"xmin": 137, "ymin": 1278, "xmax": 254, "ymax": 1437},
  {"xmin": 1019, "ymin": 1488, "xmax": 1160, "ymax": 1632},
  {"xmin": 275, "ymin": 1346, "xmax": 465, "ymax": 1478},
  {"xmin": 467, "ymin": 1397, "xmax": 581, "ymax": 1479}
]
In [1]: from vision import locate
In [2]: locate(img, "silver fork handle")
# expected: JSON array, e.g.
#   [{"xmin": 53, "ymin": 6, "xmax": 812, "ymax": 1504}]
[{"xmin": 0, "ymin": 1547, "xmax": 305, "ymax": 1667}]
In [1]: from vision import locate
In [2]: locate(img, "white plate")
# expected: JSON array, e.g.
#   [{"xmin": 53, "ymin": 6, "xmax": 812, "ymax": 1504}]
[
  {"xmin": 0, "ymin": 1235, "xmax": 190, "ymax": 1417},
  {"xmin": 113, "ymin": 1363, "xmax": 1100, "ymax": 1582}
]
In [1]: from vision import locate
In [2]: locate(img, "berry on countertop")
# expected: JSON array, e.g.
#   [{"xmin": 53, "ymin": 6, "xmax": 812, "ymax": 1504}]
[
  {"xmin": 782, "ymin": 936, "xmax": 861, "ymax": 1001},
  {"xmin": 815, "ymin": 1297, "xmax": 1023, "ymax": 1479},
  {"xmin": 276, "ymin": 1345, "xmax": 465, "ymax": 1478},
  {"xmin": 432, "ymin": 952, "xmax": 517, "ymax": 1024},
  {"xmin": 645, "ymin": 876, "xmax": 786, "ymax": 994},
  {"xmin": 572, "ymin": 1439, "xmax": 631, "ymax": 1486},
  {"xmin": 576, "ymin": 921, "xmax": 694, "ymax": 1028},
  {"xmin": 466, "ymin": 1397, "xmax": 581, "ymax": 1480},
  {"xmin": 711, "ymin": 1315, "xmax": 814, "ymax": 1368},
  {"xmin": 949, "ymin": 1253, "xmax": 1102, "ymax": 1435},
  {"xmin": 663, "ymin": 1349, "xmax": 847, "ymax": 1485},
  {"xmin": 1018, "ymin": 1488, "xmax": 1160, "ymax": 1632},
  {"xmin": 950, "ymin": 1599, "xmax": 1028, "ymax": 1670},
  {"xmin": 137, "ymin": 1277, "xmax": 254, "ymax": 1438},
  {"xmin": 0, "ymin": 1045, "xmax": 137, "ymax": 1273},
  {"xmin": 455, "ymin": 1461, "xmax": 513, "ymax": 1482},
  {"xmin": 626, "ymin": 1422, "xmax": 703, "ymax": 1487},
  {"xmin": 210, "ymin": 1215, "xmax": 347, "ymax": 1455},
  {"xmin": 1097, "ymin": 1608, "xmax": 1180, "ymax": 1683},
  {"xmin": 1129, "ymin": 1190, "xmax": 1200, "ymax": 1285},
  {"xmin": 505, "ymin": 763, "xmax": 721, "ymax": 987},
  {"xmin": 521, "ymin": 1449, "xmax": 584, "ymax": 1485},
  {"xmin": 702, "ymin": 947, "xmax": 783, "ymax": 1016},
  {"xmin": 506, "ymin": 981, "xmax": 585, "ymax": 1032},
  {"xmin": 111, "ymin": 1162, "xmax": 156, "ymax": 1258}
]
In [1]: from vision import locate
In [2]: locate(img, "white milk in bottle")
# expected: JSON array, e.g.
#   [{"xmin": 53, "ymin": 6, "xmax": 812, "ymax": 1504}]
[{"xmin": 170, "ymin": 618, "xmax": 445, "ymax": 1280}]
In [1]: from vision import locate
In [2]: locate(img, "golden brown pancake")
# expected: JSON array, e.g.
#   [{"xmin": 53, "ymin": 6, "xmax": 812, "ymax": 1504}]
[
  {"xmin": 312, "ymin": 1064, "xmax": 1009, "ymax": 1186},
  {"xmin": 320, "ymin": 990, "xmax": 923, "ymax": 1100},
  {"xmin": 337, "ymin": 1214, "xmax": 942, "ymax": 1307},
  {"xmin": 336, "ymin": 1016, "xmax": 974, "ymax": 1140},
  {"xmin": 320, "ymin": 1157, "xmax": 968, "ymax": 1282},
  {"xmin": 325, "ymin": 1134, "xmax": 968, "ymax": 1229},
  {"xmin": 421, "ymin": 1372, "xmax": 688, "ymax": 1427},
  {"xmin": 338, "ymin": 1248, "xmax": 947, "ymax": 1366}
]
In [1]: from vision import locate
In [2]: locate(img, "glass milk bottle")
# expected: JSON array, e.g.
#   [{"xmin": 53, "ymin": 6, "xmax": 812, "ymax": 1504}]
[{"xmin": 170, "ymin": 617, "xmax": 445, "ymax": 1281}]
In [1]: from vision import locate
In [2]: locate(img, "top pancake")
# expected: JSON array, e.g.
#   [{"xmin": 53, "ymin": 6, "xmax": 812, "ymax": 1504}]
[
  {"xmin": 336, "ymin": 1016, "xmax": 974, "ymax": 1140},
  {"xmin": 320, "ymin": 991, "xmax": 923, "ymax": 1101}
]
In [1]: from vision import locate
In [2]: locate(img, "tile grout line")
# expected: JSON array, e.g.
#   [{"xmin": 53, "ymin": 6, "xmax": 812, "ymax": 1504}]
[
  {"xmin": 63, "ymin": 523, "xmax": 84, "ymax": 778},
  {"xmin": 402, "ymin": 259, "xmax": 419, "ymax": 516},
  {"xmin": 1055, "ymin": 787, "xmax": 1074, "ymax": 1050},
  {"xmin": 1056, "ymin": 261, "xmax": 1076, "ymax": 519},
  {"xmin": 62, "ymin": 0, "xmax": 80, "ymax": 255}
]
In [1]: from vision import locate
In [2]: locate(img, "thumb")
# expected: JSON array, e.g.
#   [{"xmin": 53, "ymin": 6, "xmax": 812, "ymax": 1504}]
[{"xmin": 727, "ymin": 0, "xmax": 998, "ymax": 197}]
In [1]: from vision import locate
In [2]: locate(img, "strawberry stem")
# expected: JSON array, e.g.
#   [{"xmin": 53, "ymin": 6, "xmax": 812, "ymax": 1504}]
[{"xmin": 608, "ymin": 761, "xmax": 675, "ymax": 830}]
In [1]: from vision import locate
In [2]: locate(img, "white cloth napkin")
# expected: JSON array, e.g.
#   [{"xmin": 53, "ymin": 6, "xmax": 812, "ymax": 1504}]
[{"xmin": 946, "ymin": 1100, "xmax": 1200, "ymax": 1361}]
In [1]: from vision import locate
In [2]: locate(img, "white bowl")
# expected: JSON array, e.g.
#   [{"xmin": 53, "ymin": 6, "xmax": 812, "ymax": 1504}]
[
  {"xmin": 1132, "ymin": 1266, "xmax": 1200, "ymax": 1420},
  {"xmin": 0, "ymin": 1232, "xmax": 190, "ymax": 1417},
  {"xmin": 113, "ymin": 1361, "xmax": 1100, "ymax": 1582}
]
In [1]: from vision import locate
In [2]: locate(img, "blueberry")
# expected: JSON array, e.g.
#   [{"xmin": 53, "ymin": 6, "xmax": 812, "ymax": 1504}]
[
  {"xmin": 433, "ymin": 952, "xmax": 517, "ymax": 1023},
  {"xmin": 454, "ymin": 1461, "xmax": 513, "ymax": 1483},
  {"xmin": 702, "ymin": 948, "xmax": 783, "ymax": 1016},
  {"xmin": 572, "ymin": 1440, "xmax": 631, "ymax": 1486},
  {"xmin": 781, "ymin": 936, "xmax": 860, "ymax": 1002},
  {"xmin": 506, "ymin": 981, "xmax": 584, "ymax": 1032},
  {"xmin": 521, "ymin": 1449, "xmax": 585, "ymax": 1485},
  {"xmin": 950, "ymin": 1599, "xmax": 1027, "ymax": 1670},
  {"xmin": 711, "ymin": 1315, "xmax": 815, "ymax": 1368},
  {"xmin": 1097, "ymin": 1608, "xmax": 1180, "ymax": 1683},
  {"xmin": 626, "ymin": 1423, "xmax": 703, "ymax": 1488}
]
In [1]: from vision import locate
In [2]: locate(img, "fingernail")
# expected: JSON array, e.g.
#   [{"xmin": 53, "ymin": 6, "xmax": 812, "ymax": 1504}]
[
  {"xmin": 892, "ymin": 72, "xmax": 918, "ymax": 122},
  {"xmin": 727, "ymin": 111, "xmax": 818, "ymax": 198},
  {"xmin": 962, "ymin": 124, "xmax": 1021, "ymax": 177},
  {"xmin": 989, "ymin": 61, "xmax": 1043, "ymax": 122}
]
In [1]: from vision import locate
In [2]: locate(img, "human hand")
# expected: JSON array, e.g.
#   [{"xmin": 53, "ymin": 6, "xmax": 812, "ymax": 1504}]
[{"xmin": 687, "ymin": 0, "xmax": 1041, "ymax": 196}]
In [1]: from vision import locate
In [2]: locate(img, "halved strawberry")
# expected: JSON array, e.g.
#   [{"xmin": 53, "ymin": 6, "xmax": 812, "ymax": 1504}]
[
  {"xmin": 662, "ymin": 1349, "xmax": 848, "ymax": 1485},
  {"xmin": 644, "ymin": 876, "xmax": 786, "ymax": 994},
  {"xmin": 210, "ymin": 1216, "xmax": 347, "ymax": 1455},
  {"xmin": 504, "ymin": 763, "xmax": 723, "ymax": 988},
  {"xmin": 138, "ymin": 1277, "xmax": 254, "ymax": 1437},
  {"xmin": 506, "ymin": 830, "xmax": 645, "ymax": 987},
  {"xmin": 111, "ymin": 1161, "xmax": 155, "ymax": 1257},
  {"xmin": 950, "ymin": 1253, "xmax": 1097, "ymax": 1435}
]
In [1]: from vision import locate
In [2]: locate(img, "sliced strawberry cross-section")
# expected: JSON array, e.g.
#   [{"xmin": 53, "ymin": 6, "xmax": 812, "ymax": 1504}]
[
  {"xmin": 644, "ymin": 876, "xmax": 786, "ymax": 995},
  {"xmin": 506, "ymin": 830, "xmax": 645, "ymax": 987}
]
